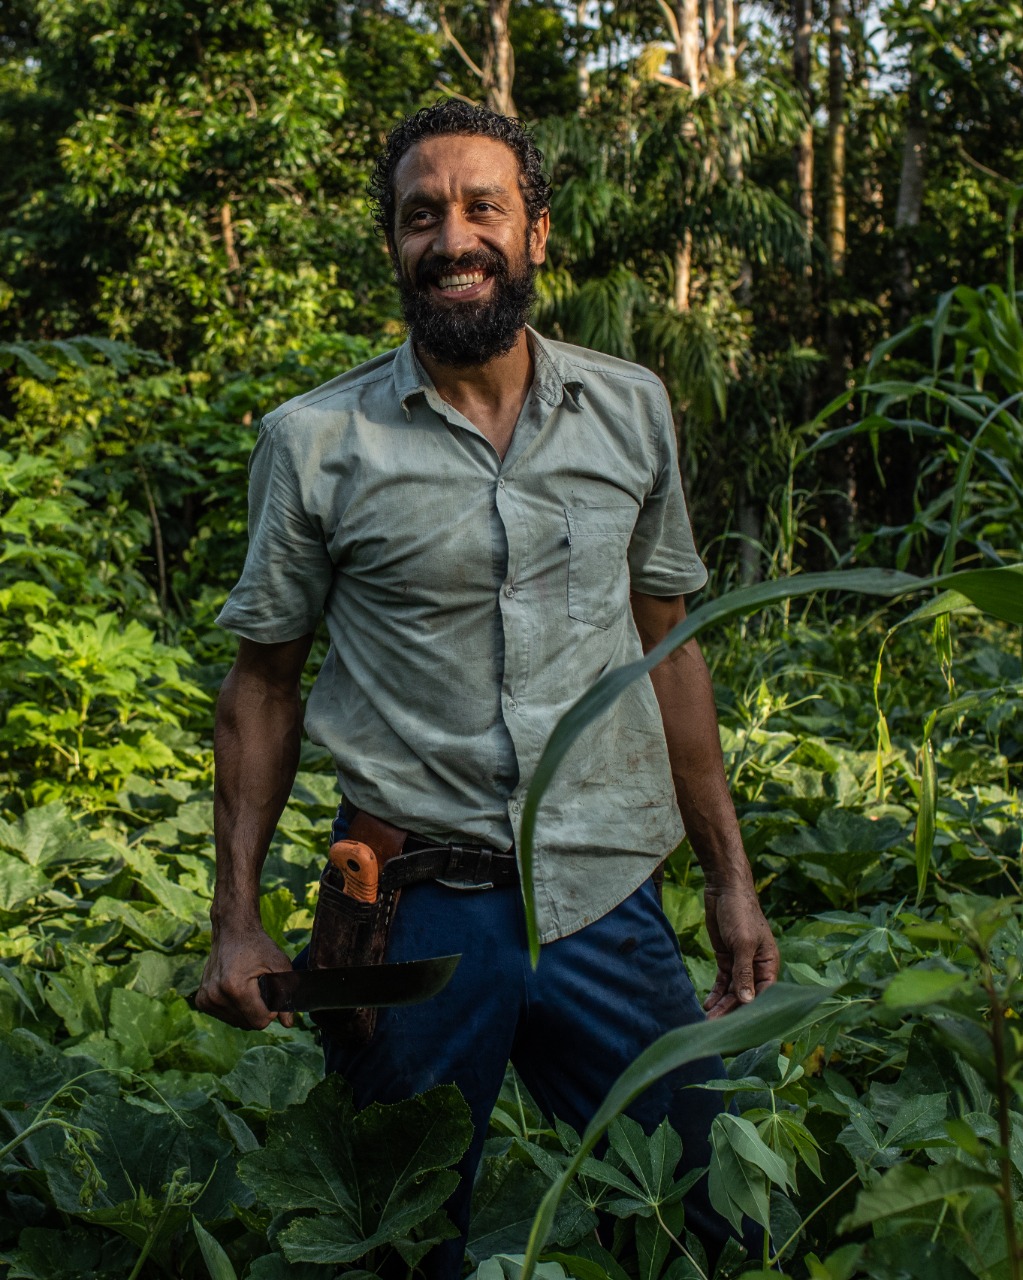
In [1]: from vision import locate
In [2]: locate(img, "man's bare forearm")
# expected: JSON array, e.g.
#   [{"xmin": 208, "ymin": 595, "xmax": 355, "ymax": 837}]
[
  {"xmin": 648, "ymin": 645, "xmax": 752, "ymax": 887},
  {"xmin": 631, "ymin": 590, "xmax": 778, "ymax": 1014},
  {"xmin": 211, "ymin": 634, "xmax": 314, "ymax": 932},
  {"xmin": 631, "ymin": 593, "xmax": 749, "ymax": 886}
]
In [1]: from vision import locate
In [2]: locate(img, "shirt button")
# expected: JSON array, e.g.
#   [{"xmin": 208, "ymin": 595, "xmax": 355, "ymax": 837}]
[
  {"xmin": 505, "ymin": 585, "xmax": 515, "ymax": 598},
  {"xmin": 510, "ymin": 800, "xmax": 521, "ymax": 814},
  {"xmin": 508, "ymin": 698, "xmax": 517, "ymax": 709},
  {"xmin": 498, "ymin": 479, "xmax": 506, "ymax": 488}
]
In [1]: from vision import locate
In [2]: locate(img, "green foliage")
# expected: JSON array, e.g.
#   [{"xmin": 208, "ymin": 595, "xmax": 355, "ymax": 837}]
[
  {"xmin": 810, "ymin": 278, "xmax": 1023, "ymax": 574},
  {"xmin": 1, "ymin": 4, "xmax": 1022, "ymax": 1276}
]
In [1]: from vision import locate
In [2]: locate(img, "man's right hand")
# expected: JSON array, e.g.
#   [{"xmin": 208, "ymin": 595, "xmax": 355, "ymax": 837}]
[{"xmin": 196, "ymin": 924, "xmax": 296, "ymax": 1030}]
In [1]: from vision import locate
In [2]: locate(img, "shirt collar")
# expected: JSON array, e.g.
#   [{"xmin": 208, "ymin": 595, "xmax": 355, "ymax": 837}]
[{"xmin": 392, "ymin": 327, "xmax": 584, "ymax": 418}]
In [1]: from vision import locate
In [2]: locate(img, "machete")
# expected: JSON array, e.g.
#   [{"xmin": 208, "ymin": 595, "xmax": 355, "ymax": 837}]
[{"xmin": 258, "ymin": 953, "xmax": 461, "ymax": 1014}]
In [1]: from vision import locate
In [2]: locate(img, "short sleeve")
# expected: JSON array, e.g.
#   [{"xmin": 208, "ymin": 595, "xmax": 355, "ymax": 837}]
[
  {"xmin": 216, "ymin": 421, "xmax": 335, "ymax": 642},
  {"xmin": 627, "ymin": 385, "xmax": 708, "ymax": 596}
]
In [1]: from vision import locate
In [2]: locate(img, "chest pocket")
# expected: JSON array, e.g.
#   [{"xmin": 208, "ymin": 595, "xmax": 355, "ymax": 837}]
[{"xmin": 565, "ymin": 506, "xmax": 636, "ymax": 629}]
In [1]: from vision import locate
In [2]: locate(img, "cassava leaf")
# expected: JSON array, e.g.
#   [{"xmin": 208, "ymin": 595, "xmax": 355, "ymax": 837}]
[
  {"xmin": 839, "ymin": 1161, "xmax": 997, "ymax": 1232},
  {"xmin": 519, "ymin": 982, "xmax": 833, "ymax": 1279}
]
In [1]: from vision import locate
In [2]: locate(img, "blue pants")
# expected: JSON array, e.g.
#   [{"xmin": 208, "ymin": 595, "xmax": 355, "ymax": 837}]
[{"xmin": 317, "ymin": 877, "xmax": 745, "ymax": 1278}]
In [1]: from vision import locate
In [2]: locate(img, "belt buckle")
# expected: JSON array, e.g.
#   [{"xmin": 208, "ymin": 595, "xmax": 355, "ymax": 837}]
[{"xmin": 446, "ymin": 843, "xmax": 494, "ymax": 888}]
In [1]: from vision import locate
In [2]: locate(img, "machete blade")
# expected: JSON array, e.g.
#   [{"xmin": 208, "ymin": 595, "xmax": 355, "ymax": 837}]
[{"xmin": 258, "ymin": 953, "xmax": 461, "ymax": 1013}]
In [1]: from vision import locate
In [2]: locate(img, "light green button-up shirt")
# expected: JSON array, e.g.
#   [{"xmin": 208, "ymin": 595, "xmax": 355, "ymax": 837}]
[{"xmin": 217, "ymin": 330, "xmax": 708, "ymax": 942}]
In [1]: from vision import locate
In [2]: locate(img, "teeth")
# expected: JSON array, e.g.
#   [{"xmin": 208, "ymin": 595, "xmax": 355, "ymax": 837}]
[{"xmin": 438, "ymin": 272, "xmax": 485, "ymax": 290}]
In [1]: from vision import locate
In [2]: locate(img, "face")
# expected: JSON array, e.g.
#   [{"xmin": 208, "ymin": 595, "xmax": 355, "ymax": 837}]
[{"xmin": 390, "ymin": 134, "xmax": 550, "ymax": 367}]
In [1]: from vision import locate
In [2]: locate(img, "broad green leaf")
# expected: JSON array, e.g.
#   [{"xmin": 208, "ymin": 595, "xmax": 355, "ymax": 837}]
[
  {"xmin": 769, "ymin": 810, "xmax": 903, "ymax": 857},
  {"xmin": 882, "ymin": 1094, "xmax": 948, "ymax": 1150},
  {"xmin": 278, "ymin": 1191, "xmax": 459, "ymax": 1266},
  {"xmin": 259, "ymin": 886, "xmax": 298, "ymax": 949},
  {"xmin": 940, "ymin": 565, "xmax": 1023, "ymax": 623},
  {"xmin": 245, "ymin": 1257, "xmax": 333, "ymax": 1280},
  {"xmin": 520, "ymin": 983, "xmax": 832, "ymax": 1278},
  {"xmin": 1, "ymin": 1226, "xmax": 134, "ymax": 1279},
  {"xmin": 107, "ymin": 986, "xmax": 183, "ymax": 1070},
  {"xmin": 708, "ymin": 1113, "xmax": 791, "ymax": 1233},
  {"xmin": 713, "ymin": 1114, "xmax": 791, "ymax": 1188},
  {"xmin": 239, "ymin": 1077, "xmax": 472, "ymax": 1265},
  {"xmin": 0, "ymin": 804, "xmax": 107, "ymax": 869},
  {"xmin": 544, "ymin": 1248, "xmax": 631, "ymax": 1280},
  {"xmin": 221, "ymin": 1044, "xmax": 321, "ymax": 1118},
  {"xmin": 121, "ymin": 845, "xmax": 206, "ymax": 922},
  {"xmin": 468, "ymin": 1154, "xmax": 592, "ymax": 1265},
  {"xmin": 473, "ymin": 1257, "xmax": 568, "ymax": 1280},
  {"xmin": 636, "ymin": 1201, "xmax": 684, "ymax": 1280},
  {"xmin": 861, "ymin": 1235, "xmax": 977, "ymax": 1280},
  {"xmin": 607, "ymin": 1114, "xmax": 682, "ymax": 1203},
  {"xmin": 192, "ymin": 1218, "xmax": 239, "ymax": 1280},
  {"xmin": 0, "ymin": 853, "xmax": 49, "ymax": 910},
  {"xmin": 708, "ymin": 1122, "xmax": 770, "ymax": 1232},
  {"xmin": 882, "ymin": 968, "xmax": 968, "ymax": 1009},
  {"xmin": 806, "ymin": 1243, "xmax": 863, "ymax": 1280},
  {"xmin": 41, "ymin": 1093, "xmax": 241, "ymax": 1230},
  {"xmin": 839, "ymin": 1160, "xmax": 997, "ymax": 1232},
  {"xmin": 927, "ymin": 1014, "xmax": 999, "ymax": 1089}
]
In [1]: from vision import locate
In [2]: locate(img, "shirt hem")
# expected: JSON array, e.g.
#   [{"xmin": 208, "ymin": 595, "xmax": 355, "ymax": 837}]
[{"xmin": 534, "ymin": 847, "xmax": 674, "ymax": 945}]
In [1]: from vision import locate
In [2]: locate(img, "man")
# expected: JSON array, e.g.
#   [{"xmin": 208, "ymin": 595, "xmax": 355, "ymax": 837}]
[{"xmin": 198, "ymin": 100, "xmax": 778, "ymax": 1275}]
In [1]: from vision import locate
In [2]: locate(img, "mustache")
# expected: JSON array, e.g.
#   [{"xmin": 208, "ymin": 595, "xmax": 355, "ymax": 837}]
[{"xmin": 413, "ymin": 249, "xmax": 507, "ymax": 288}]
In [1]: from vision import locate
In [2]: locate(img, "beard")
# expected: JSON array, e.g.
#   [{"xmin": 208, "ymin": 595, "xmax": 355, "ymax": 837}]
[{"xmin": 395, "ymin": 243, "xmax": 538, "ymax": 368}]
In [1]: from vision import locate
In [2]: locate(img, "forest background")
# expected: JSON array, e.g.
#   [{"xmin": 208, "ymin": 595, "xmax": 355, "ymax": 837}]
[{"xmin": 0, "ymin": 2, "xmax": 1021, "ymax": 1279}]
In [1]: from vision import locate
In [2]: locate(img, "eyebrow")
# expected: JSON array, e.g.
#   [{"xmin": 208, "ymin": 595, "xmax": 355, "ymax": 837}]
[{"xmin": 397, "ymin": 183, "xmax": 511, "ymax": 214}]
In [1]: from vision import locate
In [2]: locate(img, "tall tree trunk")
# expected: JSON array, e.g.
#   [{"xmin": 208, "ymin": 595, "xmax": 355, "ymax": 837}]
[
  {"xmin": 486, "ymin": 0, "xmax": 515, "ymax": 116},
  {"xmin": 669, "ymin": 0, "xmax": 701, "ymax": 312},
  {"xmin": 575, "ymin": 0, "xmax": 590, "ymax": 103},
  {"xmin": 823, "ymin": 0, "xmax": 852, "ymax": 544},
  {"xmin": 713, "ymin": 0, "xmax": 735, "ymax": 77},
  {"xmin": 674, "ymin": 233, "xmax": 693, "ymax": 312},
  {"xmin": 825, "ymin": 0, "xmax": 847, "ymax": 395},
  {"xmin": 703, "ymin": 0, "xmax": 717, "ymax": 74},
  {"xmin": 893, "ymin": 72, "xmax": 927, "ymax": 326},
  {"xmin": 793, "ymin": 0, "xmax": 815, "ymax": 437},
  {"xmin": 883, "ymin": 67, "xmax": 929, "ymax": 529},
  {"xmin": 673, "ymin": 0, "xmax": 702, "ymax": 94},
  {"xmin": 793, "ymin": 0, "xmax": 814, "ymax": 260}
]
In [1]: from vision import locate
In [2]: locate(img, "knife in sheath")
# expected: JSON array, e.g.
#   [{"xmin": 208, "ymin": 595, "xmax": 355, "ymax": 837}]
[{"xmin": 258, "ymin": 953, "xmax": 461, "ymax": 1014}]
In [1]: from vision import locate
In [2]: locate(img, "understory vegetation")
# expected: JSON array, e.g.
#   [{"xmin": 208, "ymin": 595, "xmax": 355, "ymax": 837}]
[
  {"xmin": 0, "ymin": 281, "xmax": 1020, "ymax": 1279},
  {"xmin": 1, "ymin": 1, "xmax": 1022, "ymax": 1276}
]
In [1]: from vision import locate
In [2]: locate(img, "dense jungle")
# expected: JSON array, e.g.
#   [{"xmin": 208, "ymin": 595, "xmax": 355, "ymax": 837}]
[{"xmin": 0, "ymin": 1, "xmax": 1021, "ymax": 1278}]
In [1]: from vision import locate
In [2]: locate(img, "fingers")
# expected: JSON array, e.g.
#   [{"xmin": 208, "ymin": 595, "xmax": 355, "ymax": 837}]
[
  {"xmin": 702, "ymin": 886, "xmax": 780, "ymax": 1017},
  {"xmin": 197, "ymin": 971, "xmax": 275, "ymax": 1030},
  {"xmin": 702, "ymin": 932, "xmax": 779, "ymax": 1020},
  {"xmin": 702, "ymin": 972, "xmax": 731, "ymax": 1018},
  {"xmin": 196, "ymin": 934, "xmax": 295, "ymax": 1031}
]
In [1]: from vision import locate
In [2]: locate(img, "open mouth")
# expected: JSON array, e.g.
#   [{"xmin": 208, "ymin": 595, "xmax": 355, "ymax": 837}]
[{"xmin": 431, "ymin": 270, "xmax": 491, "ymax": 298}]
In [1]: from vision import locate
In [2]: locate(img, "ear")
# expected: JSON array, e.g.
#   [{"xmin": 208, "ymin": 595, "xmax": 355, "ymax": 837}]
[{"xmin": 529, "ymin": 210, "xmax": 551, "ymax": 266}]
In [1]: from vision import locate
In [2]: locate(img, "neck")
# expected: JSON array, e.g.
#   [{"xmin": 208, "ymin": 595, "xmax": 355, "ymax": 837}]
[{"xmin": 415, "ymin": 327, "xmax": 534, "ymax": 410}]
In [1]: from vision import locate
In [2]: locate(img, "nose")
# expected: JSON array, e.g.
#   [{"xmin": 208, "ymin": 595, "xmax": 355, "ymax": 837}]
[{"xmin": 430, "ymin": 208, "xmax": 477, "ymax": 260}]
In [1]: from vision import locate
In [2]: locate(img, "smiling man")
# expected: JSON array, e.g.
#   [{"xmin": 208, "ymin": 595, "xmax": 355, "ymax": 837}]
[{"xmin": 198, "ymin": 101, "xmax": 778, "ymax": 1277}]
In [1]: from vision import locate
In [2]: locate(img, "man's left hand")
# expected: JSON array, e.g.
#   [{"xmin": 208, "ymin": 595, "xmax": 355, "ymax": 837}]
[{"xmin": 702, "ymin": 885, "xmax": 780, "ymax": 1019}]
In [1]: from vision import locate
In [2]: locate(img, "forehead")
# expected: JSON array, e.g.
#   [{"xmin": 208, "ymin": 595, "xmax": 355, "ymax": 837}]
[{"xmin": 393, "ymin": 134, "xmax": 524, "ymax": 207}]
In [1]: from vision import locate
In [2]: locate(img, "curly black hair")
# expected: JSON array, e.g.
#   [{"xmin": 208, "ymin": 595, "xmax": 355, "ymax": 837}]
[{"xmin": 369, "ymin": 100, "xmax": 552, "ymax": 244}]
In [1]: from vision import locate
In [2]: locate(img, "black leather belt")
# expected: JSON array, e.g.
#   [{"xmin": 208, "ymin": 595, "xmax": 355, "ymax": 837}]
[{"xmin": 341, "ymin": 802, "xmax": 518, "ymax": 889}]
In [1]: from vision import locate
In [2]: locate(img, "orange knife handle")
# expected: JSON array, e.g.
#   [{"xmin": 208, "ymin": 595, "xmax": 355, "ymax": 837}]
[{"xmin": 328, "ymin": 839, "xmax": 379, "ymax": 903}]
